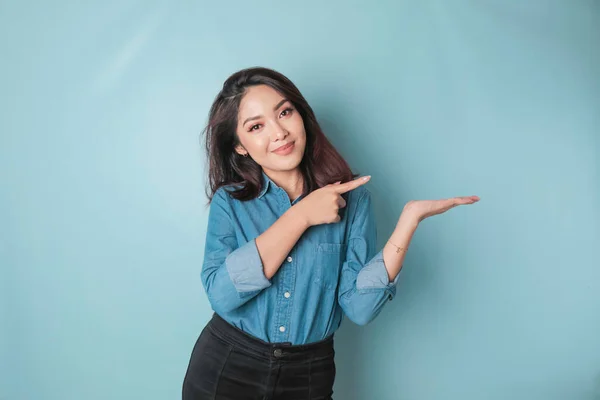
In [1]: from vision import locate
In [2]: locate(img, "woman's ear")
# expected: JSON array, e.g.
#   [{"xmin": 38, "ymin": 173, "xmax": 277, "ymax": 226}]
[{"xmin": 234, "ymin": 145, "xmax": 247, "ymax": 156}]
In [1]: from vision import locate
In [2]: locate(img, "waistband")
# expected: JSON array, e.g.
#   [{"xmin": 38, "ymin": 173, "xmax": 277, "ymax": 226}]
[{"xmin": 207, "ymin": 313, "xmax": 334, "ymax": 362}]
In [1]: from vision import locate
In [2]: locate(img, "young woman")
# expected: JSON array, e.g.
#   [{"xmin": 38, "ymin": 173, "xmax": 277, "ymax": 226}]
[{"xmin": 182, "ymin": 67, "xmax": 479, "ymax": 399}]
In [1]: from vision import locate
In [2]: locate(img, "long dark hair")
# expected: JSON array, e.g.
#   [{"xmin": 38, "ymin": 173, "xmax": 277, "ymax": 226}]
[{"xmin": 203, "ymin": 67, "xmax": 356, "ymax": 203}]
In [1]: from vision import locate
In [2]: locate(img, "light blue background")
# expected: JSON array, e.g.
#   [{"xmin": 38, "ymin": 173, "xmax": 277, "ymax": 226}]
[{"xmin": 1, "ymin": 1, "xmax": 599, "ymax": 399}]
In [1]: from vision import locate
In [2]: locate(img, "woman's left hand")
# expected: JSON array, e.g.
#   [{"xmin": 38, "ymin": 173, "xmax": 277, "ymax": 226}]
[{"xmin": 402, "ymin": 196, "xmax": 480, "ymax": 223}]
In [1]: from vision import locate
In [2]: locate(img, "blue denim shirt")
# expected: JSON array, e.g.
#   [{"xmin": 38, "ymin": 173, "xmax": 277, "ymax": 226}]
[{"xmin": 201, "ymin": 172, "xmax": 400, "ymax": 345}]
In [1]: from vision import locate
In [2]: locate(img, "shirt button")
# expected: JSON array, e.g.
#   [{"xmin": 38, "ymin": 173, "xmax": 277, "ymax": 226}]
[
  {"xmin": 284, "ymin": 292, "xmax": 291, "ymax": 298},
  {"xmin": 286, "ymin": 256, "xmax": 292, "ymax": 262},
  {"xmin": 279, "ymin": 326, "xmax": 286, "ymax": 332}
]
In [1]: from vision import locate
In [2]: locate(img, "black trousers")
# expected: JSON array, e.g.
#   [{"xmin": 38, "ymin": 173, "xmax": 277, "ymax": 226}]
[{"xmin": 182, "ymin": 313, "xmax": 336, "ymax": 399}]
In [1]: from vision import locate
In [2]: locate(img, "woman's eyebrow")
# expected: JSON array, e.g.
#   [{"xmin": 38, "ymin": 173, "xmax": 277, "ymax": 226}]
[{"xmin": 242, "ymin": 99, "xmax": 290, "ymax": 126}]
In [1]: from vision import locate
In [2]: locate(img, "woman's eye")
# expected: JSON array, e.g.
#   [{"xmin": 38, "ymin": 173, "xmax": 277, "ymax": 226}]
[
  {"xmin": 280, "ymin": 107, "xmax": 294, "ymax": 117},
  {"xmin": 250, "ymin": 124, "xmax": 261, "ymax": 131}
]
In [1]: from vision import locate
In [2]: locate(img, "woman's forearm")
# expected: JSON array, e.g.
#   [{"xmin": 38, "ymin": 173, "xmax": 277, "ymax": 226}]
[
  {"xmin": 382, "ymin": 211, "xmax": 419, "ymax": 282},
  {"xmin": 255, "ymin": 207, "xmax": 310, "ymax": 279}
]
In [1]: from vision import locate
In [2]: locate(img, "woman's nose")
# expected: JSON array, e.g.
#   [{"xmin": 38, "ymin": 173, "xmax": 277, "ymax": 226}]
[{"xmin": 272, "ymin": 124, "xmax": 288, "ymax": 140}]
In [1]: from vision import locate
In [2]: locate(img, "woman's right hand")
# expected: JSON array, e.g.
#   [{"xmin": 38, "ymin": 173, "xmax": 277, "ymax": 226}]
[{"xmin": 293, "ymin": 176, "xmax": 371, "ymax": 227}]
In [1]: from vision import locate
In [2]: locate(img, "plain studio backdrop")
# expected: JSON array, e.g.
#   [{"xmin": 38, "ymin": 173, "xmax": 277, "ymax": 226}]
[{"xmin": 1, "ymin": 1, "xmax": 598, "ymax": 399}]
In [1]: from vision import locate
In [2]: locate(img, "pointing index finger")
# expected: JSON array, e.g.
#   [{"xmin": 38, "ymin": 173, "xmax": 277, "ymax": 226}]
[{"xmin": 333, "ymin": 176, "xmax": 371, "ymax": 194}]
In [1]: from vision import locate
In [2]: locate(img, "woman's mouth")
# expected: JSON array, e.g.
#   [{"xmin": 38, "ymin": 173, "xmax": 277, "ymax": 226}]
[{"xmin": 273, "ymin": 142, "xmax": 295, "ymax": 155}]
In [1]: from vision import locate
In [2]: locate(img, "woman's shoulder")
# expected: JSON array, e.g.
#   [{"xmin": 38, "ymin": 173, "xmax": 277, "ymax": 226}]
[
  {"xmin": 339, "ymin": 184, "xmax": 373, "ymax": 220},
  {"xmin": 347, "ymin": 183, "xmax": 372, "ymax": 204},
  {"xmin": 211, "ymin": 184, "xmax": 239, "ymax": 205}
]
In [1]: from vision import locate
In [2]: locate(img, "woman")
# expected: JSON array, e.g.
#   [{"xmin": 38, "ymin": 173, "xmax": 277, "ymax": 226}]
[{"xmin": 182, "ymin": 67, "xmax": 479, "ymax": 399}]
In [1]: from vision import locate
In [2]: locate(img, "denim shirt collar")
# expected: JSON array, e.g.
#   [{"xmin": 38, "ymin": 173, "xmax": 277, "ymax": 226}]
[
  {"xmin": 258, "ymin": 171, "xmax": 272, "ymax": 199},
  {"xmin": 258, "ymin": 170, "xmax": 306, "ymax": 205}
]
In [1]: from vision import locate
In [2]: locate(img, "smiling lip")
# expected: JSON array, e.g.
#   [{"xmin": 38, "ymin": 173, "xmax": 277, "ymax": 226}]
[{"xmin": 273, "ymin": 142, "xmax": 295, "ymax": 154}]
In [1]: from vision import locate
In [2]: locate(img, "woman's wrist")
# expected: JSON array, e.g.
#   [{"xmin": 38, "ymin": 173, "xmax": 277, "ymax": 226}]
[
  {"xmin": 287, "ymin": 204, "xmax": 311, "ymax": 230},
  {"xmin": 397, "ymin": 207, "xmax": 420, "ymax": 232},
  {"xmin": 386, "ymin": 211, "xmax": 418, "ymax": 255}
]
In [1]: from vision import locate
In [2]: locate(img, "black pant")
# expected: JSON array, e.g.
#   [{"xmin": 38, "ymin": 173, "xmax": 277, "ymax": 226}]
[{"xmin": 182, "ymin": 313, "xmax": 336, "ymax": 399}]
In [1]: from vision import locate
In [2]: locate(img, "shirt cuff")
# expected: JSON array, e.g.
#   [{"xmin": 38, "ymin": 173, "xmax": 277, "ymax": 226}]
[
  {"xmin": 225, "ymin": 238, "xmax": 271, "ymax": 293},
  {"xmin": 356, "ymin": 249, "xmax": 401, "ymax": 290}
]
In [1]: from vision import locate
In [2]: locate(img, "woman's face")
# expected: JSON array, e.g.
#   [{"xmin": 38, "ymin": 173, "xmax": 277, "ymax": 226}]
[{"xmin": 235, "ymin": 84, "xmax": 306, "ymax": 175}]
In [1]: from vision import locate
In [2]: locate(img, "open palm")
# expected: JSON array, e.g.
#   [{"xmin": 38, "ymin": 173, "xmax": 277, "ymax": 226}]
[{"xmin": 404, "ymin": 196, "xmax": 480, "ymax": 222}]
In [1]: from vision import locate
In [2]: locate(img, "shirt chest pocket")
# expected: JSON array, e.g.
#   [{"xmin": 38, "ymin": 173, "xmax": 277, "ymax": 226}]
[{"xmin": 314, "ymin": 243, "xmax": 346, "ymax": 290}]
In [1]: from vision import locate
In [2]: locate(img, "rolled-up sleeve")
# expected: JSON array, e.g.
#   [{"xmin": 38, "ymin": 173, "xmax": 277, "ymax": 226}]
[
  {"xmin": 201, "ymin": 189, "xmax": 271, "ymax": 314},
  {"xmin": 338, "ymin": 189, "xmax": 400, "ymax": 326}
]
